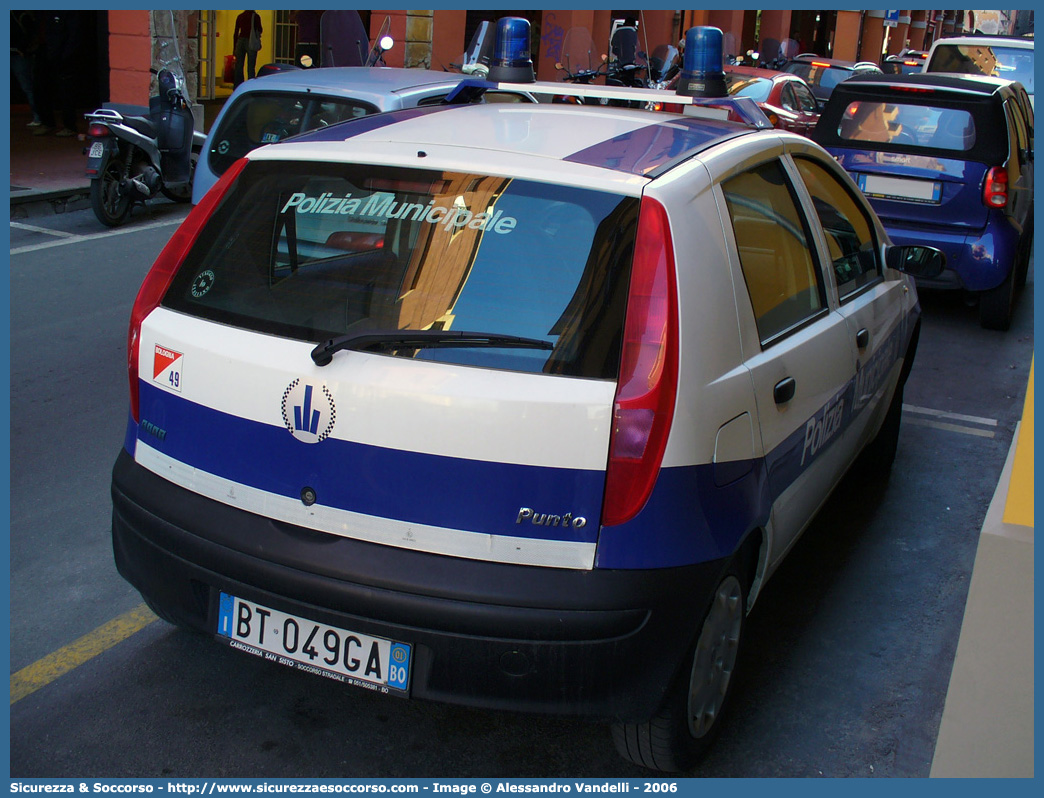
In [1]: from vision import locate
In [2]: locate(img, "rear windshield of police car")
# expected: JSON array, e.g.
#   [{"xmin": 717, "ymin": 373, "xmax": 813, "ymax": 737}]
[{"xmin": 163, "ymin": 161, "xmax": 639, "ymax": 380}]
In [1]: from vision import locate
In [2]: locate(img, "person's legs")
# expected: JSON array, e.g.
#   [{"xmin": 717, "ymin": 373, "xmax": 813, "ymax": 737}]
[
  {"xmin": 32, "ymin": 58, "xmax": 56, "ymax": 132},
  {"xmin": 233, "ymin": 37, "xmax": 247, "ymax": 86},
  {"xmin": 247, "ymin": 48, "xmax": 258, "ymax": 80},
  {"xmin": 12, "ymin": 53, "xmax": 42, "ymax": 124},
  {"xmin": 55, "ymin": 59, "xmax": 78, "ymax": 134}
]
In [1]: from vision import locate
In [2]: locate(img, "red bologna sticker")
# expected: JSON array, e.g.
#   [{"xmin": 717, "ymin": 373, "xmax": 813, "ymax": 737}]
[{"xmin": 153, "ymin": 345, "xmax": 183, "ymax": 392}]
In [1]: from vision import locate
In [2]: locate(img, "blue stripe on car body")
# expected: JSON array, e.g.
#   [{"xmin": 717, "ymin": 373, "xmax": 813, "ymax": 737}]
[{"xmin": 130, "ymin": 309, "xmax": 914, "ymax": 571}]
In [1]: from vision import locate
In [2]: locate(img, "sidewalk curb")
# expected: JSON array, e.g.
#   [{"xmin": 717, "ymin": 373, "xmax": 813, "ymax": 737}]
[
  {"xmin": 929, "ymin": 418, "xmax": 1035, "ymax": 777},
  {"xmin": 10, "ymin": 187, "xmax": 93, "ymax": 219}
]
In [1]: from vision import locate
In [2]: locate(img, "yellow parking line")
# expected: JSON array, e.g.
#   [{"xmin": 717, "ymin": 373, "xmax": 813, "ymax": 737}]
[
  {"xmin": 1004, "ymin": 358, "xmax": 1034, "ymax": 527},
  {"xmin": 10, "ymin": 603, "xmax": 157, "ymax": 705}
]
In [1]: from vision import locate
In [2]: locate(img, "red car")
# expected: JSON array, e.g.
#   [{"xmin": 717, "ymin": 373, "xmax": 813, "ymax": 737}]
[{"xmin": 724, "ymin": 65, "xmax": 821, "ymax": 136}]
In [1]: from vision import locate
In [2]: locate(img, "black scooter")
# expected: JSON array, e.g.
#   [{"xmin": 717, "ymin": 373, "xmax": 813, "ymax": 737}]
[{"xmin": 84, "ymin": 67, "xmax": 204, "ymax": 227}]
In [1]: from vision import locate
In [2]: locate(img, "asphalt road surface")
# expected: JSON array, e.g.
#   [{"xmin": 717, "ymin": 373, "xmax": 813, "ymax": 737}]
[{"xmin": 8, "ymin": 203, "xmax": 1034, "ymax": 778}]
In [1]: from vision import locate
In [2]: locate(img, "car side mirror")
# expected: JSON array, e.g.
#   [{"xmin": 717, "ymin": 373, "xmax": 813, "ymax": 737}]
[{"xmin": 886, "ymin": 245, "xmax": 945, "ymax": 278}]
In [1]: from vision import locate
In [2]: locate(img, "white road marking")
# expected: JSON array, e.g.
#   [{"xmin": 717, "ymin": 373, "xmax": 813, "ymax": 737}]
[
  {"xmin": 903, "ymin": 404, "xmax": 998, "ymax": 428},
  {"xmin": 10, "ymin": 216, "xmax": 186, "ymax": 256},
  {"xmin": 10, "ymin": 221, "xmax": 78, "ymax": 238},
  {"xmin": 903, "ymin": 416, "xmax": 996, "ymax": 439}
]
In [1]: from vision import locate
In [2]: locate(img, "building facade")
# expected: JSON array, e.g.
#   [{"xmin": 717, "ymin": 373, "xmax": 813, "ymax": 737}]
[{"xmin": 94, "ymin": 9, "xmax": 1025, "ymax": 109}]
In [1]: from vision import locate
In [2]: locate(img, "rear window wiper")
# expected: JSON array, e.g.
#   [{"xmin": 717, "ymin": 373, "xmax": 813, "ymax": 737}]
[{"xmin": 311, "ymin": 330, "xmax": 555, "ymax": 366}]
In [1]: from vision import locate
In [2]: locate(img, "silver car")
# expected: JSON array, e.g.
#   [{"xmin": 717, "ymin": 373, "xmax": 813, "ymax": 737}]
[{"xmin": 192, "ymin": 67, "xmax": 532, "ymax": 203}]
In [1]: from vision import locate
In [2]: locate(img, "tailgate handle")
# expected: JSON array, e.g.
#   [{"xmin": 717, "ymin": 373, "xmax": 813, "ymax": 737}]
[
  {"xmin": 773, "ymin": 377, "xmax": 796, "ymax": 406},
  {"xmin": 856, "ymin": 328, "xmax": 870, "ymax": 349}
]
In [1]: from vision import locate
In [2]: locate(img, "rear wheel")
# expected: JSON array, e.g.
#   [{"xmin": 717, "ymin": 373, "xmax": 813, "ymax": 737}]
[
  {"xmin": 979, "ymin": 266, "xmax": 1016, "ymax": 331},
  {"xmin": 855, "ymin": 383, "xmax": 903, "ymax": 477},
  {"xmin": 1015, "ymin": 220, "xmax": 1033, "ymax": 290},
  {"xmin": 612, "ymin": 570, "xmax": 746, "ymax": 772},
  {"xmin": 90, "ymin": 158, "xmax": 132, "ymax": 227},
  {"xmin": 142, "ymin": 595, "xmax": 202, "ymax": 634}
]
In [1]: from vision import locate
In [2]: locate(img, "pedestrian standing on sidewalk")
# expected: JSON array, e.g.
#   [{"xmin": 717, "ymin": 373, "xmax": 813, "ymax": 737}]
[
  {"xmin": 233, "ymin": 10, "xmax": 263, "ymax": 86},
  {"xmin": 11, "ymin": 10, "xmax": 43, "ymax": 128},
  {"xmin": 33, "ymin": 11, "xmax": 83, "ymax": 137}
]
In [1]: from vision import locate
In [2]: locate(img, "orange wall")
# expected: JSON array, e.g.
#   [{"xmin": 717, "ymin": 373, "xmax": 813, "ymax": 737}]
[
  {"xmin": 833, "ymin": 11, "xmax": 863, "ymax": 61},
  {"xmin": 108, "ymin": 10, "xmax": 150, "ymax": 105}
]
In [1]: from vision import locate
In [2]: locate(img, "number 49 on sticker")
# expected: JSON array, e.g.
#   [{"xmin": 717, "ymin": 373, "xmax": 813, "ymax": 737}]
[{"xmin": 153, "ymin": 345, "xmax": 183, "ymax": 393}]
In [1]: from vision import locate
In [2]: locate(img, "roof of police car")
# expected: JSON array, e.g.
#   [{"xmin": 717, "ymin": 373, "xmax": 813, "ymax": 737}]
[
  {"xmin": 234, "ymin": 66, "xmax": 466, "ymax": 101},
  {"xmin": 249, "ymin": 102, "xmax": 756, "ymax": 179}
]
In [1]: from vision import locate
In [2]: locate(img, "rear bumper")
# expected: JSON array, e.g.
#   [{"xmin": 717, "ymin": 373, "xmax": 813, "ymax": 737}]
[
  {"xmin": 111, "ymin": 448, "xmax": 726, "ymax": 721},
  {"xmin": 882, "ymin": 214, "xmax": 1020, "ymax": 293}
]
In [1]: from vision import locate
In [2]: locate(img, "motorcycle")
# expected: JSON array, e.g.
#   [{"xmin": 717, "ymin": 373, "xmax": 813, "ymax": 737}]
[
  {"xmin": 554, "ymin": 28, "xmax": 608, "ymax": 104},
  {"xmin": 758, "ymin": 37, "xmax": 799, "ymax": 70},
  {"xmin": 647, "ymin": 42, "xmax": 681, "ymax": 90},
  {"xmin": 83, "ymin": 11, "xmax": 203, "ymax": 227},
  {"xmin": 555, "ymin": 27, "xmax": 646, "ymax": 106}
]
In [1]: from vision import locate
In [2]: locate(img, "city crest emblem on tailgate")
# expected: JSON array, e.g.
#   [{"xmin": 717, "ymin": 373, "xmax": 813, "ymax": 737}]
[{"xmin": 281, "ymin": 379, "xmax": 336, "ymax": 444}]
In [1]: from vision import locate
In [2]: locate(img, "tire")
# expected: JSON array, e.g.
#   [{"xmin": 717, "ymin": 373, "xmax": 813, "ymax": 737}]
[
  {"xmin": 142, "ymin": 595, "xmax": 202, "ymax": 634},
  {"xmin": 1015, "ymin": 220, "xmax": 1033, "ymax": 291},
  {"xmin": 979, "ymin": 265, "xmax": 1016, "ymax": 331},
  {"xmin": 855, "ymin": 383, "xmax": 903, "ymax": 477},
  {"xmin": 612, "ymin": 570, "xmax": 746, "ymax": 772},
  {"xmin": 89, "ymin": 157, "xmax": 132, "ymax": 227}
]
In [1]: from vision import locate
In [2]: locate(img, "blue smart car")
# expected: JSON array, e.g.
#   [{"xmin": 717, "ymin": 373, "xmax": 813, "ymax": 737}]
[{"xmin": 812, "ymin": 72, "xmax": 1034, "ymax": 329}]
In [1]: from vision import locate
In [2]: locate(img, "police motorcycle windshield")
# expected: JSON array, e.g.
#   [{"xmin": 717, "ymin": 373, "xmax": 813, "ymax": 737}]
[
  {"xmin": 152, "ymin": 9, "xmax": 188, "ymax": 104},
  {"xmin": 320, "ymin": 10, "xmax": 369, "ymax": 67},
  {"xmin": 150, "ymin": 10, "xmax": 194, "ymax": 185},
  {"xmin": 648, "ymin": 44, "xmax": 680, "ymax": 84},
  {"xmin": 457, "ymin": 20, "xmax": 495, "ymax": 76},
  {"xmin": 560, "ymin": 27, "xmax": 600, "ymax": 76}
]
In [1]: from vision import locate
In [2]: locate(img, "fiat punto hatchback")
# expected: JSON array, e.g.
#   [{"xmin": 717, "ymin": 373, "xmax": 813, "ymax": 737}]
[{"xmin": 112, "ymin": 24, "xmax": 940, "ymax": 773}]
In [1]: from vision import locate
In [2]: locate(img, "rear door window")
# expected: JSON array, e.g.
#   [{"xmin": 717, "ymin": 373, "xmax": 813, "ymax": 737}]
[
  {"xmin": 793, "ymin": 157, "xmax": 881, "ymax": 299},
  {"xmin": 207, "ymin": 93, "xmax": 377, "ymax": 177},
  {"xmin": 164, "ymin": 161, "xmax": 639, "ymax": 379},
  {"xmin": 791, "ymin": 81, "xmax": 818, "ymax": 112},
  {"xmin": 722, "ymin": 159, "xmax": 827, "ymax": 344}
]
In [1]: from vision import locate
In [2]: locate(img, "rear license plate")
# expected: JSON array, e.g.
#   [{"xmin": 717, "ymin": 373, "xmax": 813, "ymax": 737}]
[
  {"xmin": 217, "ymin": 593, "xmax": 412, "ymax": 695},
  {"xmin": 88, "ymin": 141, "xmax": 105, "ymax": 159},
  {"xmin": 858, "ymin": 173, "xmax": 941, "ymax": 204}
]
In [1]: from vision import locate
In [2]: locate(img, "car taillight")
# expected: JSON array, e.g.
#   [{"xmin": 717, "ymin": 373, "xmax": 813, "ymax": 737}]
[
  {"xmin": 983, "ymin": 166, "xmax": 1008, "ymax": 208},
  {"xmin": 602, "ymin": 197, "xmax": 679, "ymax": 527},
  {"xmin": 127, "ymin": 158, "xmax": 248, "ymax": 422},
  {"xmin": 87, "ymin": 123, "xmax": 111, "ymax": 138}
]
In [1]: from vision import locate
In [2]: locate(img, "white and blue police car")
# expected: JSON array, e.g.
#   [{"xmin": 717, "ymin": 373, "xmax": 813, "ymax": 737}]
[{"xmin": 111, "ymin": 21, "xmax": 942, "ymax": 772}]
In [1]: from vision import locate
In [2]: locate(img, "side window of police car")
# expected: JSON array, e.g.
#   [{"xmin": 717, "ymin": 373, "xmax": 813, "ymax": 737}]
[
  {"xmin": 722, "ymin": 159, "xmax": 826, "ymax": 345},
  {"xmin": 793, "ymin": 157, "xmax": 881, "ymax": 299}
]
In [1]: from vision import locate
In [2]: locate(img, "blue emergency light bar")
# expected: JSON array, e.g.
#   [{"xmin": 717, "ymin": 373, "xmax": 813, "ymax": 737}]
[
  {"xmin": 676, "ymin": 26, "xmax": 728, "ymax": 98},
  {"xmin": 445, "ymin": 22, "xmax": 771, "ymax": 130},
  {"xmin": 488, "ymin": 17, "xmax": 535, "ymax": 83}
]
